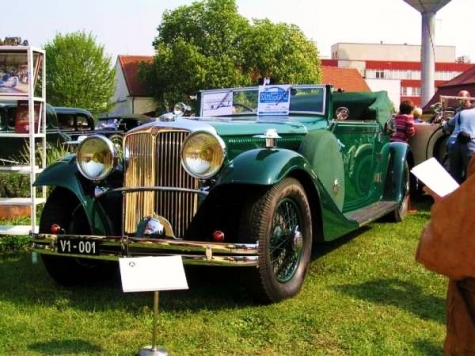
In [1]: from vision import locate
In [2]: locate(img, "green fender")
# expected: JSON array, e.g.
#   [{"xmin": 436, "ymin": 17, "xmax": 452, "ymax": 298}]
[
  {"xmin": 33, "ymin": 155, "xmax": 111, "ymax": 235},
  {"xmin": 216, "ymin": 148, "xmax": 317, "ymax": 186},
  {"xmin": 386, "ymin": 141, "xmax": 411, "ymax": 202},
  {"xmin": 34, "ymin": 155, "xmax": 82, "ymax": 193}
]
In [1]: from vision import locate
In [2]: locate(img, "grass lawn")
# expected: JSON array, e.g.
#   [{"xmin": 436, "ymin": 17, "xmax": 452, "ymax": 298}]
[{"xmin": 0, "ymin": 195, "xmax": 447, "ymax": 356}]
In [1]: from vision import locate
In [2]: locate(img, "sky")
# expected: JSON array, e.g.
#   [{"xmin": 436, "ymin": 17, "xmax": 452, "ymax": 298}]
[{"xmin": 3, "ymin": 0, "xmax": 473, "ymax": 63}]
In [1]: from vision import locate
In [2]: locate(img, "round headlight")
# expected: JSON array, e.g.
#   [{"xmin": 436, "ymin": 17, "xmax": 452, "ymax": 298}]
[
  {"xmin": 76, "ymin": 135, "xmax": 118, "ymax": 180},
  {"xmin": 181, "ymin": 132, "xmax": 225, "ymax": 179}
]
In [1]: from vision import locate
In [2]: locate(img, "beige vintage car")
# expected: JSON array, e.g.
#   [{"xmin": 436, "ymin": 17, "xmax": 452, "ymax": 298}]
[{"xmin": 408, "ymin": 95, "xmax": 475, "ymax": 188}]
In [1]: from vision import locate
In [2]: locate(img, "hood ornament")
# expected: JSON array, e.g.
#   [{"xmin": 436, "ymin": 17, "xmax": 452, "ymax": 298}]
[
  {"xmin": 159, "ymin": 102, "xmax": 192, "ymax": 122},
  {"xmin": 254, "ymin": 128, "xmax": 281, "ymax": 148}
]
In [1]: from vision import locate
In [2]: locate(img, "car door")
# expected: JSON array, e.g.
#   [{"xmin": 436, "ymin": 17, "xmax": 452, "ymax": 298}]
[{"xmin": 331, "ymin": 119, "xmax": 383, "ymax": 210}]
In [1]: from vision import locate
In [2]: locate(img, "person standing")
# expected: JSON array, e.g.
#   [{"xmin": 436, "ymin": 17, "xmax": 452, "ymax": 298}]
[
  {"xmin": 455, "ymin": 90, "xmax": 473, "ymax": 113},
  {"xmin": 390, "ymin": 100, "xmax": 416, "ymax": 143},
  {"xmin": 443, "ymin": 93, "xmax": 475, "ymax": 183},
  {"xmin": 413, "ymin": 107, "xmax": 423, "ymax": 122},
  {"xmin": 416, "ymin": 157, "xmax": 475, "ymax": 355}
]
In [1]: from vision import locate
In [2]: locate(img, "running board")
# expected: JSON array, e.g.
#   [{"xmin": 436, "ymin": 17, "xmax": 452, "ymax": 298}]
[{"xmin": 344, "ymin": 201, "xmax": 397, "ymax": 226}]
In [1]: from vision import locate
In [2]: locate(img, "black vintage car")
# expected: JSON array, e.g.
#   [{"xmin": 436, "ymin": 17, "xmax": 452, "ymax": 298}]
[{"xmin": 0, "ymin": 103, "xmax": 130, "ymax": 164}]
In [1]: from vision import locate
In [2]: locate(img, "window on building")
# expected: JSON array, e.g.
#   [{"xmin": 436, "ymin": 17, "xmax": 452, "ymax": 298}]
[
  {"xmin": 401, "ymin": 87, "xmax": 408, "ymax": 96},
  {"xmin": 376, "ymin": 70, "xmax": 384, "ymax": 79}
]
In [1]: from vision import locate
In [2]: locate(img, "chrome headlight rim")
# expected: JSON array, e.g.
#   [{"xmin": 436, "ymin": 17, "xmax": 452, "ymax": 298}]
[
  {"xmin": 76, "ymin": 135, "xmax": 118, "ymax": 181},
  {"xmin": 181, "ymin": 131, "xmax": 226, "ymax": 179}
]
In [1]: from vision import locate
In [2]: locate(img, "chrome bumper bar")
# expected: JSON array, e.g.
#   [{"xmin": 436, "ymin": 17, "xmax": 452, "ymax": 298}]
[{"xmin": 30, "ymin": 233, "xmax": 259, "ymax": 267}]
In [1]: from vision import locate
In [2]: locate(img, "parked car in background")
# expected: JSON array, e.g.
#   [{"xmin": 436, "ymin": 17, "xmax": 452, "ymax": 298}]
[
  {"xmin": 96, "ymin": 113, "xmax": 152, "ymax": 132},
  {"xmin": 0, "ymin": 101, "xmax": 57, "ymax": 165},
  {"xmin": 408, "ymin": 94, "xmax": 474, "ymax": 190},
  {"xmin": 0, "ymin": 104, "xmax": 141, "ymax": 164},
  {"xmin": 31, "ymin": 84, "xmax": 412, "ymax": 304}
]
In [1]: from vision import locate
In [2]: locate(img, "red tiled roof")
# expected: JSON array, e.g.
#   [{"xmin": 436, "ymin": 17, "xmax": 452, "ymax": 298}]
[
  {"xmin": 438, "ymin": 65, "xmax": 475, "ymax": 87},
  {"xmin": 321, "ymin": 66, "xmax": 370, "ymax": 92},
  {"xmin": 118, "ymin": 55, "xmax": 153, "ymax": 97}
]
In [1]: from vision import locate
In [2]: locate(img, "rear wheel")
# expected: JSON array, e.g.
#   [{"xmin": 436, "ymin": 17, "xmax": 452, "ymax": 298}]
[
  {"xmin": 40, "ymin": 188, "xmax": 117, "ymax": 286},
  {"xmin": 239, "ymin": 178, "xmax": 312, "ymax": 304}
]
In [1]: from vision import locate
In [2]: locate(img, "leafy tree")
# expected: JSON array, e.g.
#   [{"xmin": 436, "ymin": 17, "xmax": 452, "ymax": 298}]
[
  {"xmin": 241, "ymin": 19, "xmax": 321, "ymax": 85},
  {"xmin": 43, "ymin": 31, "xmax": 115, "ymax": 116},
  {"xmin": 140, "ymin": 0, "xmax": 321, "ymax": 112}
]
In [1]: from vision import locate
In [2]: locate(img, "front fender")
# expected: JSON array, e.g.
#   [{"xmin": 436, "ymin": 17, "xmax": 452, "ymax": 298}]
[
  {"xmin": 33, "ymin": 154, "xmax": 83, "ymax": 194},
  {"xmin": 385, "ymin": 141, "xmax": 410, "ymax": 202},
  {"xmin": 217, "ymin": 149, "xmax": 314, "ymax": 186},
  {"xmin": 34, "ymin": 155, "xmax": 114, "ymax": 235}
]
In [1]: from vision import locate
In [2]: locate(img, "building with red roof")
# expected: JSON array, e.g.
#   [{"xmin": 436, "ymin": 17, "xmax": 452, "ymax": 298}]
[
  {"xmin": 322, "ymin": 42, "xmax": 474, "ymax": 109},
  {"xmin": 110, "ymin": 55, "xmax": 156, "ymax": 116},
  {"xmin": 321, "ymin": 66, "xmax": 370, "ymax": 92}
]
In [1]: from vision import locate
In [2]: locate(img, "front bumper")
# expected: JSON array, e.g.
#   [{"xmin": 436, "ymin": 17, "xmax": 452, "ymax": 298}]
[{"xmin": 30, "ymin": 233, "xmax": 259, "ymax": 267}]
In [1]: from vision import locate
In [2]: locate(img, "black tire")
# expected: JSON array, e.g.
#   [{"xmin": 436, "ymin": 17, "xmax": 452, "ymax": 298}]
[
  {"xmin": 239, "ymin": 178, "xmax": 312, "ymax": 304},
  {"xmin": 40, "ymin": 188, "xmax": 118, "ymax": 286},
  {"xmin": 394, "ymin": 160, "xmax": 410, "ymax": 222}
]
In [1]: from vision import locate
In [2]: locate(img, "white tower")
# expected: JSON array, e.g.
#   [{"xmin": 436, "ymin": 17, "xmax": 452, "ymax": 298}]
[{"xmin": 402, "ymin": 0, "xmax": 452, "ymax": 107}]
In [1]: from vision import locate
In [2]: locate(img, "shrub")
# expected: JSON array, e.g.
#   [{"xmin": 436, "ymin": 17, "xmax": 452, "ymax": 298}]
[{"xmin": 0, "ymin": 141, "xmax": 71, "ymax": 198}]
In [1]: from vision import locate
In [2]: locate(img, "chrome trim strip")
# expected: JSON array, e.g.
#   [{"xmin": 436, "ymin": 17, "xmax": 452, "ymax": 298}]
[{"xmin": 31, "ymin": 233, "xmax": 259, "ymax": 267}]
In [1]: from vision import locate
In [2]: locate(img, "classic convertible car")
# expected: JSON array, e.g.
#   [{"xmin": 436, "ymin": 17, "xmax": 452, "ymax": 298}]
[
  {"xmin": 31, "ymin": 84, "xmax": 412, "ymax": 304},
  {"xmin": 408, "ymin": 94, "xmax": 475, "ymax": 189}
]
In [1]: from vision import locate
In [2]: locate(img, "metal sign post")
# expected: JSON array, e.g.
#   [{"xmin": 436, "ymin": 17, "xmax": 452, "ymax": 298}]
[
  {"xmin": 137, "ymin": 291, "xmax": 168, "ymax": 356},
  {"xmin": 119, "ymin": 256, "xmax": 189, "ymax": 356}
]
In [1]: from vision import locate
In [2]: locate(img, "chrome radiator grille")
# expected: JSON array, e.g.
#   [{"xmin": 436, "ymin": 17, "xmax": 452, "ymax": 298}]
[{"xmin": 123, "ymin": 130, "xmax": 198, "ymax": 237}]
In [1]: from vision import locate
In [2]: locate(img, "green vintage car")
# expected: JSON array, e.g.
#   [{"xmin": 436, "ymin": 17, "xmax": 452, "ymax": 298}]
[{"xmin": 31, "ymin": 84, "xmax": 412, "ymax": 304}]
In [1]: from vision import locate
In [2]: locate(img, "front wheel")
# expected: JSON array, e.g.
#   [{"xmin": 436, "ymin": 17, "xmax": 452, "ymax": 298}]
[
  {"xmin": 39, "ymin": 188, "xmax": 118, "ymax": 286},
  {"xmin": 239, "ymin": 178, "xmax": 313, "ymax": 304}
]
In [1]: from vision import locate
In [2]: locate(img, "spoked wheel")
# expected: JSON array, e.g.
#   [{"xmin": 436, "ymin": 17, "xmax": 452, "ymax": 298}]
[
  {"xmin": 39, "ymin": 188, "xmax": 117, "ymax": 286},
  {"xmin": 394, "ymin": 160, "xmax": 410, "ymax": 222},
  {"xmin": 239, "ymin": 178, "xmax": 312, "ymax": 304}
]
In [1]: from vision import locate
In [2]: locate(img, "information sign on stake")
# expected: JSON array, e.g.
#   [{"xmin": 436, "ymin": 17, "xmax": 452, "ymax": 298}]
[
  {"xmin": 119, "ymin": 256, "xmax": 189, "ymax": 356},
  {"xmin": 119, "ymin": 255, "xmax": 188, "ymax": 293}
]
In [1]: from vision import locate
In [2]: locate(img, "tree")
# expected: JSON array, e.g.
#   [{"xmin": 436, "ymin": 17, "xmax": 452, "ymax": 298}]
[
  {"xmin": 43, "ymin": 31, "xmax": 115, "ymax": 116},
  {"xmin": 140, "ymin": 0, "xmax": 321, "ymax": 112},
  {"xmin": 240, "ymin": 19, "xmax": 321, "ymax": 85}
]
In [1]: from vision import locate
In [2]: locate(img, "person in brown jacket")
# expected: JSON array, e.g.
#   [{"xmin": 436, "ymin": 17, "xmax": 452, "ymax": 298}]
[{"xmin": 417, "ymin": 157, "xmax": 475, "ymax": 355}]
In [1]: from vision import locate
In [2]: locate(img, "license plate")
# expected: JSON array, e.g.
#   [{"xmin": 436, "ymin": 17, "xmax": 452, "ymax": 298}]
[{"xmin": 57, "ymin": 238, "xmax": 99, "ymax": 255}]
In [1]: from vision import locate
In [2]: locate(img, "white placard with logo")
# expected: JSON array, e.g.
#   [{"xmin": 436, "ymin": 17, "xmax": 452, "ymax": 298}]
[
  {"xmin": 201, "ymin": 91, "xmax": 234, "ymax": 116},
  {"xmin": 119, "ymin": 256, "xmax": 189, "ymax": 292},
  {"xmin": 257, "ymin": 85, "xmax": 291, "ymax": 115}
]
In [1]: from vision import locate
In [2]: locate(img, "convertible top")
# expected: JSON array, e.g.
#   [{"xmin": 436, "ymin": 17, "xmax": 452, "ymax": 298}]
[{"xmin": 332, "ymin": 90, "xmax": 392, "ymax": 125}]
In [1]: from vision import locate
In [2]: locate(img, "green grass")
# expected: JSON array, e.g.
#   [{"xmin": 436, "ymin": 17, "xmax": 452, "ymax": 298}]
[{"xmin": 0, "ymin": 196, "xmax": 446, "ymax": 355}]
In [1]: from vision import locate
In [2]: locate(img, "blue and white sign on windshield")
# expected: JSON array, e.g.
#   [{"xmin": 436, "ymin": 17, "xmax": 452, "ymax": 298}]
[{"xmin": 257, "ymin": 85, "xmax": 291, "ymax": 115}]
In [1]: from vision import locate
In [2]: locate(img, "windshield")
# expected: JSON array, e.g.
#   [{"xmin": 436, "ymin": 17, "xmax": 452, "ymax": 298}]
[{"xmin": 199, "ymin": 84, "xmax": 327, "ymax": 117}]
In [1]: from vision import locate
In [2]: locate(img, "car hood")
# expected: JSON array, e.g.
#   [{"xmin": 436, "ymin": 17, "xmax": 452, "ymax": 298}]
[{"xmin": 132, "ymin": 115, "xmax": 328, "ymax": 137}]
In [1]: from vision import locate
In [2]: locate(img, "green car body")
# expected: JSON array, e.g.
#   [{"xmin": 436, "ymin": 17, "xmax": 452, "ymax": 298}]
[{"xmin": 31, "ymin": 84, "xmax": 411, "ymax": 303}]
